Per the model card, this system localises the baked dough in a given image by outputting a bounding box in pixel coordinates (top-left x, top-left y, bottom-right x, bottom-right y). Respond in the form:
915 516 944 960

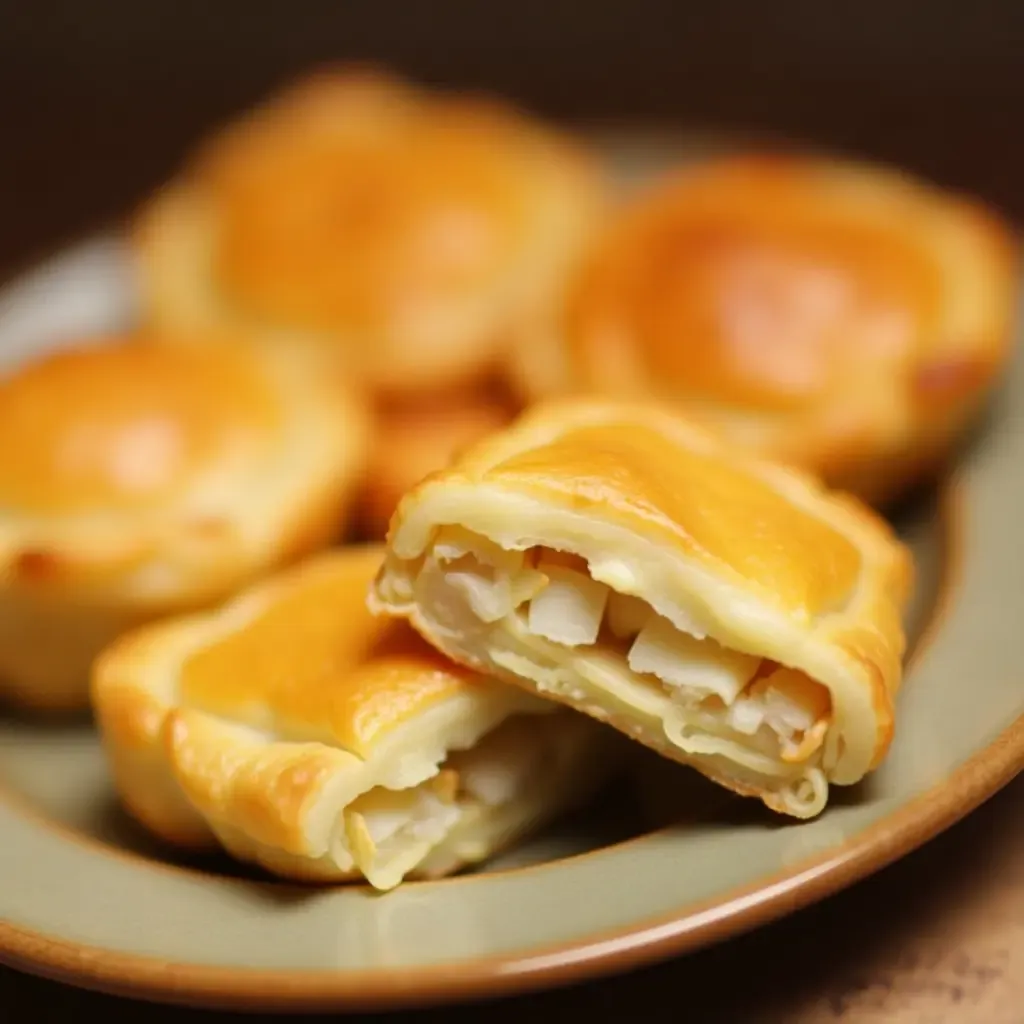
0 335 368 711
509 153 1018 504
134 66 604 394
358 381 516 539
370 399 913 818
91 545 615 890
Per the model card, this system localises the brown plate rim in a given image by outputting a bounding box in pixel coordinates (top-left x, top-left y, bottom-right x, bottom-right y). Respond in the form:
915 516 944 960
1 714 1020 1012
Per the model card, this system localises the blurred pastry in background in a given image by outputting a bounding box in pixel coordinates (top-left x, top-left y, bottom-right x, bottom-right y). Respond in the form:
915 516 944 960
357 379 518 539
134 66 605 396
509 152 1019 505
0 335 368 711
92 545 616 890
371 398 912 820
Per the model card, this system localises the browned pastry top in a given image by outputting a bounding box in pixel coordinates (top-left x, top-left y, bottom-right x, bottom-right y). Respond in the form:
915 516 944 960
565 155 944 410
0 340 279 514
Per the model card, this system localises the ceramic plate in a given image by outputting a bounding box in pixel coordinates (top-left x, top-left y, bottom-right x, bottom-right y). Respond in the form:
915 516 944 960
0 135 1022 1011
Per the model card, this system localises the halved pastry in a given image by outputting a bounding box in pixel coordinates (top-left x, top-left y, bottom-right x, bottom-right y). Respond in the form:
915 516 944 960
91 545 614 890
134 66 604 395
358 381 517 539
370 399 913 819
0 335 368 711
509 152 1018 505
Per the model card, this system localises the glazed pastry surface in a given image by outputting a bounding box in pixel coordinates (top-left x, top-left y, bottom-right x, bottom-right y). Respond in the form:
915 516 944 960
135 67 604 393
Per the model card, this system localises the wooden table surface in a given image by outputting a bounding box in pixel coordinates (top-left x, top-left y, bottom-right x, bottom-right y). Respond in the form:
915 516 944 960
1 774 1021 1023
1 4 1024 1020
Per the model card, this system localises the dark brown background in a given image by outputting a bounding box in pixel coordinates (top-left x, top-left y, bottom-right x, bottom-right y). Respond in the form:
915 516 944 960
2 0 1024 276
1 3 1022 1019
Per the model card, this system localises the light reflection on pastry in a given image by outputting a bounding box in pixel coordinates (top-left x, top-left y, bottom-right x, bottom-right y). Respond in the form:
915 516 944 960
370 399 913 819
509 153 1018 505
134 67 604 394
0 336 368 711
358 382 517 539
91 545 615 890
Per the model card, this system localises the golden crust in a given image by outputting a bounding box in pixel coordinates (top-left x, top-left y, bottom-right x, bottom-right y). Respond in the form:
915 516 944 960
0 334 370 711
165 707 361 859
508 152 1019 505
0 342 279 512
178 550 480 757
371 398 913 815
134 66 606 395
357 382 517 538
484 421 863 617
91 545 609 889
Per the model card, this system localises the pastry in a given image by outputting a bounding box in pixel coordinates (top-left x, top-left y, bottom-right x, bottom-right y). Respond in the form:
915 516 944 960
509 152 1018 504
358 381 516 539
134 66 604 394
0 335 368 711
91 545 614 890
370 399 913 818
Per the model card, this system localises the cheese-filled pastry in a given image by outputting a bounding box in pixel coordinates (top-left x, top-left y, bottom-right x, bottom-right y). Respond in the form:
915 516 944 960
358 382 517 539
134 66 604 394
510 153 1018 505
370 399 913 818
92 546 614 890
0 336 368 711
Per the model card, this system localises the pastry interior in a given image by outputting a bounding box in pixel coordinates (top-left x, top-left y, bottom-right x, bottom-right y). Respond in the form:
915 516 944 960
387 526 837 817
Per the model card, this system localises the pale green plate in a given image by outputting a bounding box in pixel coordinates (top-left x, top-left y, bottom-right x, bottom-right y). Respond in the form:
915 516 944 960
0 163 1021 1011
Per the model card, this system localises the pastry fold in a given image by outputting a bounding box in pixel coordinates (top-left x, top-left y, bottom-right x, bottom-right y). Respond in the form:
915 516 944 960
509 152 1018 504
92 545 613 890
371 400 913 818
0 335 368 710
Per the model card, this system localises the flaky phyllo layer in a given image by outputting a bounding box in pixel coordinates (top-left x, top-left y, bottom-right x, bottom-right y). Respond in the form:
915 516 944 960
373 524 901 819
371 401 911 819
167 695 596 891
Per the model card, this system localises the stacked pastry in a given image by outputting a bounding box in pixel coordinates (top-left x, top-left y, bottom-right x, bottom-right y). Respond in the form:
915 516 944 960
0 64 1017 890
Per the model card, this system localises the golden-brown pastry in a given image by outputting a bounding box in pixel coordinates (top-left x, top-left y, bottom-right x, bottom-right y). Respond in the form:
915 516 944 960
134 66 604 395
357 381 517 539
91 545 615 890
0 335 368 711
370 399 913 819
509 153 1018 505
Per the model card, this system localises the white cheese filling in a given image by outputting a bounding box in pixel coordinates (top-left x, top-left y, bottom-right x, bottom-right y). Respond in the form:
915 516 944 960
424 529 832 769
343 712 554 880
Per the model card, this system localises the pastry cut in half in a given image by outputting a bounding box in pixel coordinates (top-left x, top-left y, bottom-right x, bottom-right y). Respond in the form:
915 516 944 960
91 545 615 890
370 399 914 819
509 152 1019 505
134 66 605 395
0 335 368 711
